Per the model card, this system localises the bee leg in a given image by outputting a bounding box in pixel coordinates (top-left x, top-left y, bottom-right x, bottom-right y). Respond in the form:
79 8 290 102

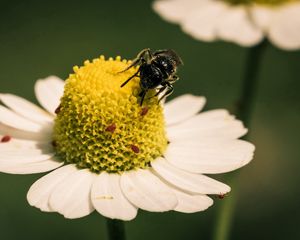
120 71 139 88
139 90 147 106
138 48 153 64
148 78 173 100
168 75 179 84
155 86 167 97
118 59 141 73
146 86 167 99
119 48 152 73
158 84 173 103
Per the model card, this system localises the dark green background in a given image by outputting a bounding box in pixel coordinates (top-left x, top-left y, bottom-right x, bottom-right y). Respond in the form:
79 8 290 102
0 0 300 239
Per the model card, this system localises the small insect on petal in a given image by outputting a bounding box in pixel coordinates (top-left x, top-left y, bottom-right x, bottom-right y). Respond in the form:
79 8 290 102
105 123 116 133
1 135 11 143
131 144 140 153
55 104 61 114
218 194 227 199
140 107 149 116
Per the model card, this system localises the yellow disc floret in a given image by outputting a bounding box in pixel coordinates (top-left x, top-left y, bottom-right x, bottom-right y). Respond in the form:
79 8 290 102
53 56 168 173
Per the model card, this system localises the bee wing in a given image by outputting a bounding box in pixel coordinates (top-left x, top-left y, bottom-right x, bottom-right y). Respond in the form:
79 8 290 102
154 49 183 66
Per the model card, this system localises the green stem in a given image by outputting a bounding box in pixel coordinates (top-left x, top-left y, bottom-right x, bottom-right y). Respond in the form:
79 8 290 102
106 219 126 240
236 39 268 126
213 40 268 240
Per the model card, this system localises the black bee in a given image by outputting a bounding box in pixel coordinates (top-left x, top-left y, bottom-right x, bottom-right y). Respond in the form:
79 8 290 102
120 48 183 105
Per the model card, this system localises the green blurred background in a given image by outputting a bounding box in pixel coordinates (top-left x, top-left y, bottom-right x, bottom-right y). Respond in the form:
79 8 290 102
0 0 300 239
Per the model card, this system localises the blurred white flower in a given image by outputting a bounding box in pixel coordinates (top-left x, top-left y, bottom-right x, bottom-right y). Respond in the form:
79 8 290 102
153 0 300 50
0 57 254 220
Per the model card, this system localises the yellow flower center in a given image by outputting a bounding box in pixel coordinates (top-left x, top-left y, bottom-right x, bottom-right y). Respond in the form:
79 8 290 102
222 0 298 6
53 56 168 173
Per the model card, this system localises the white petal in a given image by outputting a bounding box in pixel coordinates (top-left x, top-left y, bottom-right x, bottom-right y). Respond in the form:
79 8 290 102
268 3 300 50
181 1 227 41
164 94 206 126
0 93 53 124
120 169 177 212
167 109 247 141
172 188 213 213
49 169 95 219
0 158 63 174
0 149 54 164
91 172 138 221
0 138 49 151
35 76 64 115
151 158 230 194
0 105 47 133
169 109 231 128
165 140 254 174
27 164 77 212
153 0 206 23
216 6 263 47
0 123 52 141
251 5 274 31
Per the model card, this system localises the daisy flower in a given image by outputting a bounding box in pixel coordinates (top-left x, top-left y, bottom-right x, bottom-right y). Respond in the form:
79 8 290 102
0 55 254 221
153 0 300 50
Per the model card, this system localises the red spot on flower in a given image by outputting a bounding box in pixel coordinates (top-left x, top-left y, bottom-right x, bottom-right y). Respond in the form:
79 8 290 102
218 194 227 199
55 104 61 114
140 107 148 116
1 135 11 143
105 123 116 133
131 144 140 153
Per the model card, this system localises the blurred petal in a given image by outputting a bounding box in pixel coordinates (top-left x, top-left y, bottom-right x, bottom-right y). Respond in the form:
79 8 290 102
91 172 138 221
120 169 177 212
216 6 263 47
153 0 206 23
27 164 77 212
268 3 300 50
181 1 227 41
251 5 274 31
35 76 64 115
151 157 230 194
49 169 95 219
164 94 206 126
0 93 53 124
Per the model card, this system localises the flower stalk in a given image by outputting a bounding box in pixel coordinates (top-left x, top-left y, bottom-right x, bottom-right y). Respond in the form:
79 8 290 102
213 39 268 240
106 219 126 240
